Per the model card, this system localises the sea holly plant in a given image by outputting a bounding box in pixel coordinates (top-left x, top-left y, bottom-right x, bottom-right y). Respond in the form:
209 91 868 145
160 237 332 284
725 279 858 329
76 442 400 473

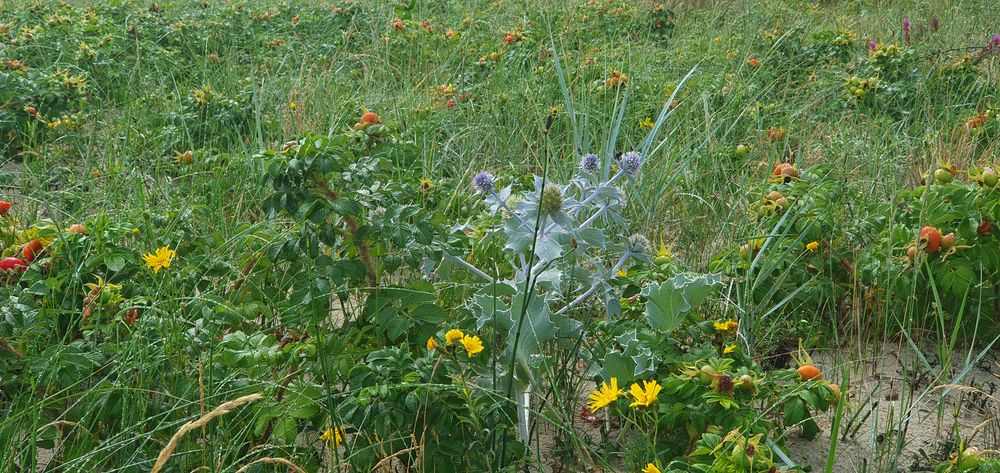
434 64 720 443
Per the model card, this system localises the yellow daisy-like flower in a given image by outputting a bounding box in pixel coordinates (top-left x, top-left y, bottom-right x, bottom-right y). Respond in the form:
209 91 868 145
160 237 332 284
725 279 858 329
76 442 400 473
460 335 484 356
806 241 819 252
319 427 343 446
444 329 465 345
639 116 654 128
615 269 628 278
713 319 739 335
629 379 662 408
588 377 624 412
426 337 438 350
723 344 737 354
143 246 176 273
418 178 435 194
642 464 662 473
288 101 297 110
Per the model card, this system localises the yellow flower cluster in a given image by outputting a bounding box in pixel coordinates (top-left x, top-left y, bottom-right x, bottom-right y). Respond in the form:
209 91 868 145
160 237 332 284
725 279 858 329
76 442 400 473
427 329 484 357
587 377 662 412
713 319 739 335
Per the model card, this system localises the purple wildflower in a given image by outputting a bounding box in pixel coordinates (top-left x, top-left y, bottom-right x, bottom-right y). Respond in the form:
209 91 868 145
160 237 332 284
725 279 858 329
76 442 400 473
903 17 911 42
869 40 878 51
992 34 1000 47
618 151 643 176
930 16 939 32
472 171 495 195
579 153 600 174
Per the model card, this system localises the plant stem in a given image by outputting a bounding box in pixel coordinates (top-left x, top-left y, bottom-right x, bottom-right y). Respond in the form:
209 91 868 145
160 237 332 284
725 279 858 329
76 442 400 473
554 252 630 316
447 253 495 283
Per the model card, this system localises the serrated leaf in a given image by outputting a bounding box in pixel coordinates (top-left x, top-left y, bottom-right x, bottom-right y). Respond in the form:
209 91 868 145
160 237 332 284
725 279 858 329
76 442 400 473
642 273 722 332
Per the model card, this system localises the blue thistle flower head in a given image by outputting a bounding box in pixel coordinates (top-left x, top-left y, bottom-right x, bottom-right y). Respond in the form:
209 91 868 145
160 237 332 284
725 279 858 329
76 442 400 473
619 151 643 176
579 153 600 174
472 171 495 195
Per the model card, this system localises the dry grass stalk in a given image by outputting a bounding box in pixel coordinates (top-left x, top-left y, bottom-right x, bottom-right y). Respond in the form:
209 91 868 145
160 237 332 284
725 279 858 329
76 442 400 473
150 392 264 473
235 457 307 473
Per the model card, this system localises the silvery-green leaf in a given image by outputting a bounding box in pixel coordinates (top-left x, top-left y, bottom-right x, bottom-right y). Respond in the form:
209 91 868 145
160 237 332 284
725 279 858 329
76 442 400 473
533 235 563 263
548 210 573 228
600 350 634 383
471 291 513 331
574 227 606 251
642 273 723 332
552 314 582 339
504 217 535 255
603 290 621 319
535 267 562 292
601 330 655 381
506 293 556 384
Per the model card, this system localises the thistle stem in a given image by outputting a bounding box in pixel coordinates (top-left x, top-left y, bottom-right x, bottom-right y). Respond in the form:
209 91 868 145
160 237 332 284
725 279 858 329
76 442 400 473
554 252 630 316
578 203 610 231
575 169 625 212
447 253 495 283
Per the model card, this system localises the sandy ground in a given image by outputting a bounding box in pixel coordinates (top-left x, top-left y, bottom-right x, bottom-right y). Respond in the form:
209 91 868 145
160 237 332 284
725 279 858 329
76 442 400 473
784 346 999 472
531 344 998 473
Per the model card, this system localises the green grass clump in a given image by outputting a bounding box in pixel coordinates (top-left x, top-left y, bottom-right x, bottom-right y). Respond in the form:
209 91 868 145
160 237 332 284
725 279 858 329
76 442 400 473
0 0 998 471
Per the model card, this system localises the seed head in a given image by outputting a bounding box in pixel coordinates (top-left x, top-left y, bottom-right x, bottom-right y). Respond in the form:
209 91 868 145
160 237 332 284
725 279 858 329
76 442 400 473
628 234 651 255
539 184 564 215
715 375 735 396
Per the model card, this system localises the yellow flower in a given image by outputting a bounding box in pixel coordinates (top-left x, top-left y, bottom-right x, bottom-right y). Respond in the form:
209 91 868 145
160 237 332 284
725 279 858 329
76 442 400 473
642 464 661 473
713 319 739 335
806 241 819 252
629 379 662 408
639 116 654 128
460 335 484 356
173 150 193 165
192 85 213 106
615 269 628 278
143 246 176 273
426 337 438 350
319 427 343 446
587 377 624 412
418 178 435 193
723 344 737 354
131 227 140 234
444 329 465 345
288 101 297 110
